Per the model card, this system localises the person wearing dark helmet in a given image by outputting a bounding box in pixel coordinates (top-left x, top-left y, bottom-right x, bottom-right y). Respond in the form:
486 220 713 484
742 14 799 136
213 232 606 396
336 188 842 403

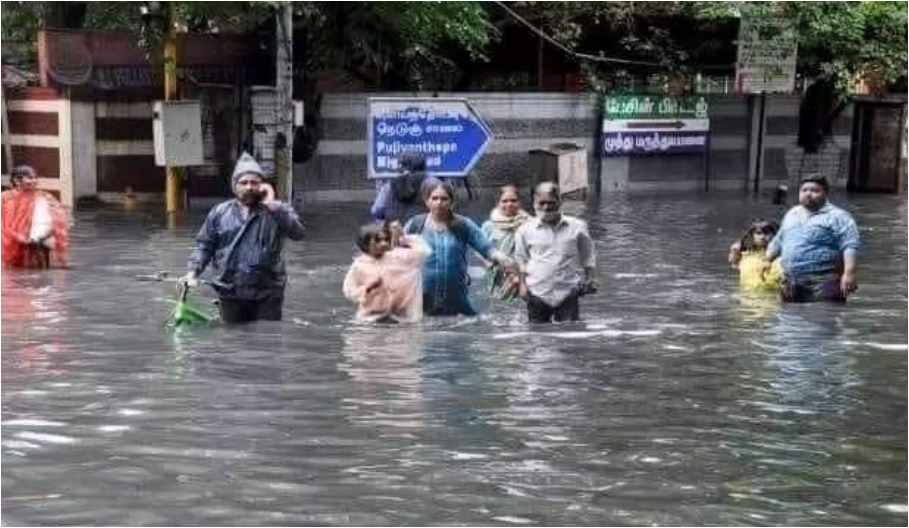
1 165 69 268
183 152 304 323
764 175 860 302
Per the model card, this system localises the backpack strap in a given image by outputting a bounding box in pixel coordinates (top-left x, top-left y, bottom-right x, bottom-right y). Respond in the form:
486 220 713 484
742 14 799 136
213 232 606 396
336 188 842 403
405 214 428 235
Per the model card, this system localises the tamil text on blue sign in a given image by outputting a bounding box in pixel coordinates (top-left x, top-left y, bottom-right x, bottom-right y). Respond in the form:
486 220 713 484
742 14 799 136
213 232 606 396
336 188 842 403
367 98 493 179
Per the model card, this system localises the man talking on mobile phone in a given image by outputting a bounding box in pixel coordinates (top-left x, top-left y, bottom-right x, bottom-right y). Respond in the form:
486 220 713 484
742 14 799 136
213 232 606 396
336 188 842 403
183 152 304 323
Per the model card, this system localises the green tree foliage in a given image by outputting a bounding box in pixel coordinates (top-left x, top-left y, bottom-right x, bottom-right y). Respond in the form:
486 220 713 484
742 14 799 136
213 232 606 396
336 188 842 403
692 1 907 150
1 1 492 90
507 1 906 96
3 1 905 94
694 1 908 93
296 2 492 90
506 1 697 67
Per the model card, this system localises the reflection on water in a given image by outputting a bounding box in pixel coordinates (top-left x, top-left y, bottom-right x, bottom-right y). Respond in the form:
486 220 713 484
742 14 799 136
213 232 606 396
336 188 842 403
735 291 784 323
2 192 907 526
340 326 427 434
2 271 72 382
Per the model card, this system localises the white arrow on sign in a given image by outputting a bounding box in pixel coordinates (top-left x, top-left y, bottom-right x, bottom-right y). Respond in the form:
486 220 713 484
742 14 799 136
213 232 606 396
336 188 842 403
603 119 709 133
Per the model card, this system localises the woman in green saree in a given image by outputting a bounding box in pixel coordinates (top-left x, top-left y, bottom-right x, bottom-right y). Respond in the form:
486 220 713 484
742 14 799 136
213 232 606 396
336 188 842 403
481 185 532 301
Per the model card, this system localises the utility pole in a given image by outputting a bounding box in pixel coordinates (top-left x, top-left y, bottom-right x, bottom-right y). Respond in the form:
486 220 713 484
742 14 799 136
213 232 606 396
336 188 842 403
274 2 294 201
164 1 181 214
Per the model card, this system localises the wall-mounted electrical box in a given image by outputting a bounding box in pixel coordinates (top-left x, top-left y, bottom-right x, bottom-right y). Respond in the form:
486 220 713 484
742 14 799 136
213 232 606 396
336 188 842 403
153 100 204 167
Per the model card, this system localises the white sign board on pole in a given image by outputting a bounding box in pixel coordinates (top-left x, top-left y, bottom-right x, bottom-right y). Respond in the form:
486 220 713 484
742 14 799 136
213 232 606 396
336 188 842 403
152 101 204 167
735 15 798 94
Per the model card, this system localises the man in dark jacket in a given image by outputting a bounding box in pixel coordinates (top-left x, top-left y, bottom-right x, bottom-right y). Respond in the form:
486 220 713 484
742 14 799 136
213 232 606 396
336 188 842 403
183 152 304 323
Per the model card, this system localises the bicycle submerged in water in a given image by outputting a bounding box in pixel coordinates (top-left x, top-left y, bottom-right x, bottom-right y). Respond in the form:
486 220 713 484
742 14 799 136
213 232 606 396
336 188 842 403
137 272 220 327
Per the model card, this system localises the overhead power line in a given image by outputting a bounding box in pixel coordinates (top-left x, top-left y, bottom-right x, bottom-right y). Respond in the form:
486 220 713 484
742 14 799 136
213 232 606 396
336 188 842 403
492 0 661 67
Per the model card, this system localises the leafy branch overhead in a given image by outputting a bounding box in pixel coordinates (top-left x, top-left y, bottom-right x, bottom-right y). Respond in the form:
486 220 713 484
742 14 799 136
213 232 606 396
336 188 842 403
2 1 905 94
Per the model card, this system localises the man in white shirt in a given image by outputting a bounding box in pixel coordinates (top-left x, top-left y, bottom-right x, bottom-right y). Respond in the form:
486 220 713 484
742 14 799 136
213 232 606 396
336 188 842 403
514 182 597 323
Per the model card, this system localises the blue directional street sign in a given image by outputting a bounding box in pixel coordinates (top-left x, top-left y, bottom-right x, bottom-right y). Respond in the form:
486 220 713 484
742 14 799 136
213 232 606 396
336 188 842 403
367 98 493 179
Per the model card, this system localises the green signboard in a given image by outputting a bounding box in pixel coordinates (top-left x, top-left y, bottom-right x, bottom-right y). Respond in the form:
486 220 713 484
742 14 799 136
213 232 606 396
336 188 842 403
603 96 709 120
601 95 711 156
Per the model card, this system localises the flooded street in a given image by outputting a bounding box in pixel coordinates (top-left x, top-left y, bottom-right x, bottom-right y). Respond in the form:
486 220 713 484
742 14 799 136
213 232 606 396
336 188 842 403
2 191 906 526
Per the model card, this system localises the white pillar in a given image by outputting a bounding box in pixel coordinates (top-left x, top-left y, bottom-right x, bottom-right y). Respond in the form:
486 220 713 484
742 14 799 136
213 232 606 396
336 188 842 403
70 100 97 201
57 93 74 208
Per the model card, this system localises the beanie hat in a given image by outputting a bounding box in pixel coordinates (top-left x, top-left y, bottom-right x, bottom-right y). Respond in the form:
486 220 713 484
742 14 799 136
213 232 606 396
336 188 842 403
231 152 267 185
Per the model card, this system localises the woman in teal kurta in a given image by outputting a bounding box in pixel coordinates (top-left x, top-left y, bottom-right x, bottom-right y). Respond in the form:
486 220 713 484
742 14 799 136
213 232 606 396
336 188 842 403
404 179 513 316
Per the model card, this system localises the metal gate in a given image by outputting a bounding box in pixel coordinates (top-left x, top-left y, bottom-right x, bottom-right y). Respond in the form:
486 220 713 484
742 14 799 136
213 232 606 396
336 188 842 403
848 98 907 193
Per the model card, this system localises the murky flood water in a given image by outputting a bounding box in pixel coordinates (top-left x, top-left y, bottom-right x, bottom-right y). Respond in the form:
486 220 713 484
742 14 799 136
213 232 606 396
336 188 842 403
2 191 906 526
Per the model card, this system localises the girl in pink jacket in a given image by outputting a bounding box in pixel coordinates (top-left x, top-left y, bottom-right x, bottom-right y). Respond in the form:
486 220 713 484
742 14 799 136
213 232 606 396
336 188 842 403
343 221 431 323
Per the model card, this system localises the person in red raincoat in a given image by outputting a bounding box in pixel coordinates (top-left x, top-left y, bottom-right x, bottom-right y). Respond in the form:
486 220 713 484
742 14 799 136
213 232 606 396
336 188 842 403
2 165 69 268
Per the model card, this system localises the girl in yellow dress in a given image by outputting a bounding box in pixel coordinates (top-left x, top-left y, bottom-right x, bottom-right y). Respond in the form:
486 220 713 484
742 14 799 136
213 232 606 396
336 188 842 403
728 220 783 292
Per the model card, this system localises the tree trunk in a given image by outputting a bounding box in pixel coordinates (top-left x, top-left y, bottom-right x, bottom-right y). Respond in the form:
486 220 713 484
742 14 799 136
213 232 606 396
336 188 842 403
44 2 87 29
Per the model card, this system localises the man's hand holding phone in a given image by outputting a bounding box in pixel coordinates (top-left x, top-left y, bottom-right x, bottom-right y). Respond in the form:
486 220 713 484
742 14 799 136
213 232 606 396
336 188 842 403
261 182 279 211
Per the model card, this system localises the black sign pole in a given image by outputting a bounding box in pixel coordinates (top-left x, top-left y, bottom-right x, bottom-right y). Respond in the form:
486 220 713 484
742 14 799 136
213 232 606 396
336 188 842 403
704 132 711 192
594 95 604 196
753 91 767 194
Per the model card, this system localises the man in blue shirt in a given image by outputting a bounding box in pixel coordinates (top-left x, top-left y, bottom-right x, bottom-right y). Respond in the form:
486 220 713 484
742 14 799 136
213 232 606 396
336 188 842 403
765 176 860 302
